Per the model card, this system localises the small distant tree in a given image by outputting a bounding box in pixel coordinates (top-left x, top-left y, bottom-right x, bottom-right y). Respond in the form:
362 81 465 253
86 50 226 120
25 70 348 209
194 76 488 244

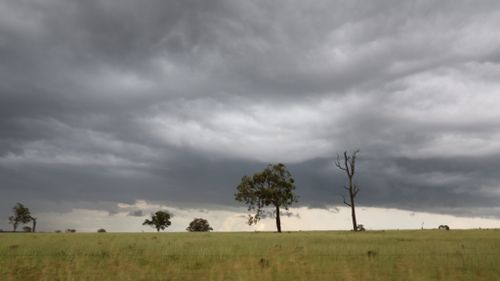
143 211 172 232
438 225 450 231
235 163 298 233
23 226 32 232
186 218 213 232
8 203 32 232
97 228 107 233
65 229 76 233
335 150 361 232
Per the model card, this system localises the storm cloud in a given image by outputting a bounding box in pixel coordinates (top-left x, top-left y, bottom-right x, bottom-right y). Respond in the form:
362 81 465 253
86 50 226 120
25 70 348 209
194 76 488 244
2 0 500 228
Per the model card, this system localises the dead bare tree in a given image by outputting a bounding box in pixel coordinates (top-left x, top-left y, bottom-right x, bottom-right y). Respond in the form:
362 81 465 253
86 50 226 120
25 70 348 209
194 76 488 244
335 150 360 231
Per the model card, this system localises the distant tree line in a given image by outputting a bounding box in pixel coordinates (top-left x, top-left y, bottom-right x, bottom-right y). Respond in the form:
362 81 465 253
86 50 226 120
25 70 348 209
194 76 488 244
4 202 216 233
142 211 214 232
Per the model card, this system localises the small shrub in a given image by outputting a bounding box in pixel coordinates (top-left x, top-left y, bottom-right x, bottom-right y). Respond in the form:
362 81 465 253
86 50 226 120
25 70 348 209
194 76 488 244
259 258 270 268
65 229 76 233
438 225 450 231
367 250 378 258
23 226 32 232
97 228 106 233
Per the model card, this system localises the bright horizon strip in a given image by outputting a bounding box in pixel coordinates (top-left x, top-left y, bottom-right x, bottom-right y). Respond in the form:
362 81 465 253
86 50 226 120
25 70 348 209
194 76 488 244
5 203 499 233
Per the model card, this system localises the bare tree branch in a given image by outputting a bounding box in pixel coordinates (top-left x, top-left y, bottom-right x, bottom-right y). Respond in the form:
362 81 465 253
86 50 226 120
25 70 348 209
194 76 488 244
335 154 347 171
353 184 359 197
342 195 352 207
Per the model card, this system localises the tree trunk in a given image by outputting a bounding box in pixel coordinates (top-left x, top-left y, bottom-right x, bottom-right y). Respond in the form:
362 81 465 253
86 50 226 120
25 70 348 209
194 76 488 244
275 205 281 233
13 223 17 232
350 193 357 231
349 176 358 231
32 219 37 233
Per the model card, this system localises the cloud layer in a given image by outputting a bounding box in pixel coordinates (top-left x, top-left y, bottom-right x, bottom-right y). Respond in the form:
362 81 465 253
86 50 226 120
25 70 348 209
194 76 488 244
2 0 500 229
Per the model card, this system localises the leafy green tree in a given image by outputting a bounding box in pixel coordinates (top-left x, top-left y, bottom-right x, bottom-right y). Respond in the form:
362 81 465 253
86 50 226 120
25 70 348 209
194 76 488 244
8 203 32 232
235 163 298 233
186 218 213 232
143 211 172 232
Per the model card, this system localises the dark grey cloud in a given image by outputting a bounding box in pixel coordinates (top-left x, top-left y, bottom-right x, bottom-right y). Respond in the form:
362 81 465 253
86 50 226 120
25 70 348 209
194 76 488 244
1 0 500 228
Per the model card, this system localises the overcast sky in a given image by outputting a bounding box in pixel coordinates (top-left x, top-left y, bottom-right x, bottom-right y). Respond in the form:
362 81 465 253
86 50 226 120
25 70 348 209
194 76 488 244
1 0 500 232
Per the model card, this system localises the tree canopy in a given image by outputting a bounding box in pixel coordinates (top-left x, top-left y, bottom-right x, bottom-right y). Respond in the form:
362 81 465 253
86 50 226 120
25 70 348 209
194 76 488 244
143 210 172 232
186 218 213 232
8 203 32 232
235 163 298 232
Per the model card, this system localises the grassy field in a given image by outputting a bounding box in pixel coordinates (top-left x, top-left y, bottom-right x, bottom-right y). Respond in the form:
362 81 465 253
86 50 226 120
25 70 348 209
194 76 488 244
1 230 500 281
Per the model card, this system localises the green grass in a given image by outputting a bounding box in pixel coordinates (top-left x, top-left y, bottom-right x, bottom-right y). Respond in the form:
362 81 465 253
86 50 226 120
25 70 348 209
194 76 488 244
1 230 500 280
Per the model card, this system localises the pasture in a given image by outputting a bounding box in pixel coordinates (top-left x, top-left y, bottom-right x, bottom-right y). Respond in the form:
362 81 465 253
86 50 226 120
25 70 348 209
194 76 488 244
1 230 499 281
